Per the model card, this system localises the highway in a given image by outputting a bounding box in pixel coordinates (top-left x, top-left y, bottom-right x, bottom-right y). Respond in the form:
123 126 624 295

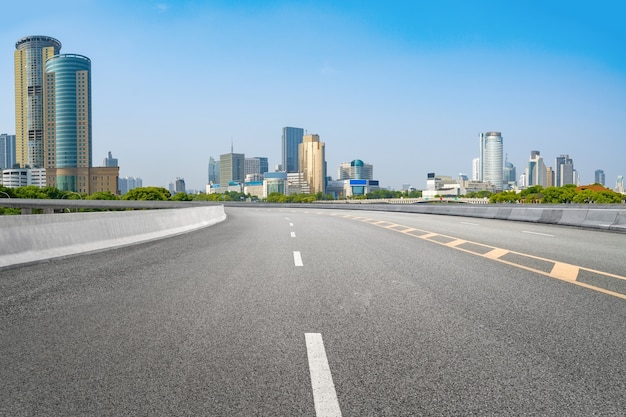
1 207 625 416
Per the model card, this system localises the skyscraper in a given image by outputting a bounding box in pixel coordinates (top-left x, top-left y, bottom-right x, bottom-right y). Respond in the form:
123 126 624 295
41 51 118 194
555 155 574 187
14 35 62 168
503 155 516 187
594 169 605 186
0 134 16 169
103 151 118 167
44 53 92 191
616 176 625 194
282 127 304 173
299 134 326 194
208 156 219 184
526 150 546 187
479 132 504 190
471 157 480 181
220 152 245 184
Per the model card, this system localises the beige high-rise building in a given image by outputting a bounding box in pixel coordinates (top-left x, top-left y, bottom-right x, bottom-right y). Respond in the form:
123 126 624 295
298 134 326 195
14 35 62 168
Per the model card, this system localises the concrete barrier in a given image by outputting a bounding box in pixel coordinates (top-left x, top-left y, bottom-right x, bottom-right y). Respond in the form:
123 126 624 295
0 206 226 269
228 202 626 232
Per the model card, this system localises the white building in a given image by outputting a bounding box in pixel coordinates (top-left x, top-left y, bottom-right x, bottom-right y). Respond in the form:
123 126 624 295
1 168 46 188
479 132 504 190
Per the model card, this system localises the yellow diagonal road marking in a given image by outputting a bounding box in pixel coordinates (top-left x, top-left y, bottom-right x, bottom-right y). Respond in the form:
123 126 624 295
332 212 626 300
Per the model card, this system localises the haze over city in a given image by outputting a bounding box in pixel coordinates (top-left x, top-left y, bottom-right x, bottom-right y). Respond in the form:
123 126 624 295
1 0 624 191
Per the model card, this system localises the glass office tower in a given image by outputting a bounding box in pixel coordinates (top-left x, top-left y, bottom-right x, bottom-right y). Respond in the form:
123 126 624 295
282 127 304 173
44 54 92 191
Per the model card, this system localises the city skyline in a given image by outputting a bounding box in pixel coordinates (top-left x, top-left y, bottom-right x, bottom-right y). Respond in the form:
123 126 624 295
0 1 624 190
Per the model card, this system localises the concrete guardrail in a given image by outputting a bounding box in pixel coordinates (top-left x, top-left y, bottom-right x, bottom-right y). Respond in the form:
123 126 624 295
224 201 626 233
0 205 226 269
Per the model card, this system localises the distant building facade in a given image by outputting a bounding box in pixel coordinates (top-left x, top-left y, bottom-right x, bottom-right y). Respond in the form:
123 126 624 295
282 127 304 173
595 169 606 186
208 156 219 184
118 176 142 194
299 134 326 194
103 151 118 167
220 152 245 184
479 132 504 190
616 176 625 194
503 156 517 189
526 150 546 187
1 168 46 188
555 155 574 187
14 35 62 168
337 160 373 180
174 177 186 194
0 134 16 169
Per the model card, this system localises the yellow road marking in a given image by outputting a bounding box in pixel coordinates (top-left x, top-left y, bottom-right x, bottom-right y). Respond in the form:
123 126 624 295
550 262 580 281
445 239 467 248
484 248 509 260
331 212 626 300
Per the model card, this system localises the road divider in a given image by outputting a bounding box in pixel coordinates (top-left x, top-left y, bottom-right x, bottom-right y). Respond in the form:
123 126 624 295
0 206 226 269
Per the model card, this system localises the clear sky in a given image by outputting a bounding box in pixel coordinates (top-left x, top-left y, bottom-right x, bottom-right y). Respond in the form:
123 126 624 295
1 0 625 190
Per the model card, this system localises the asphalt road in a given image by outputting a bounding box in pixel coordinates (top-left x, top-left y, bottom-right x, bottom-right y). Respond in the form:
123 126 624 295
1 207 625 416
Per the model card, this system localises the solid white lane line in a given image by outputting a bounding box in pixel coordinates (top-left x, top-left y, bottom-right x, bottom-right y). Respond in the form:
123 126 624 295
293 251 303 266
305 333 342 417
461 222 479 226
291 231 296 238
522 230 555 237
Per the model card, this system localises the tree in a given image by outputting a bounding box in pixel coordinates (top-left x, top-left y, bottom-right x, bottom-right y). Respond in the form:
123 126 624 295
171 192 193 201
0 185 15 198
489 190 520 203
87 191 119 200
13 185 50 199
122 187 171 201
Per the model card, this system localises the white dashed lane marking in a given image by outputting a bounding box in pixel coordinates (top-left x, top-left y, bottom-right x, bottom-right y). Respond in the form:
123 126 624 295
293 251 303 266
305 333 342 417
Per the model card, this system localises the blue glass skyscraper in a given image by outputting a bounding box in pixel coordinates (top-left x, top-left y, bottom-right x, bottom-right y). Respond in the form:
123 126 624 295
44 54 92 191
282 127 304 173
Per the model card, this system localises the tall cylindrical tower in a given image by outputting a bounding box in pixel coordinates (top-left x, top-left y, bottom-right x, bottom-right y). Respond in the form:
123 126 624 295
481 131 504 190
44 54 92 191
14 35 62 168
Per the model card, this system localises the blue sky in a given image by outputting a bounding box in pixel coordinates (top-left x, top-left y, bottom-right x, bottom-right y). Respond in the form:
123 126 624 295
1 0 625 190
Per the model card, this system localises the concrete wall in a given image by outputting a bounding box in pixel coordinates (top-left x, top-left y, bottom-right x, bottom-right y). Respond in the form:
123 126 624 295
225 202 626 233
0 206 226 269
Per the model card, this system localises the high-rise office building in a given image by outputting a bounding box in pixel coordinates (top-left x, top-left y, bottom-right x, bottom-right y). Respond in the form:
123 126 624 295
471 157 480 181
119 176 142 195
0 134 16 169
595 169 605 186
42 52 118 194
44 53 92 191
245 157 269 177
220 152 245 184
299 134 326 194
503 155 516 187
616 176 625 194
479 132 504 190
14 35 62 168
337 160 373 180
208 156 219 184
555 155 574 187
103 151 118 167
282 127 304 173
526 150 546 187
174 178 186 194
